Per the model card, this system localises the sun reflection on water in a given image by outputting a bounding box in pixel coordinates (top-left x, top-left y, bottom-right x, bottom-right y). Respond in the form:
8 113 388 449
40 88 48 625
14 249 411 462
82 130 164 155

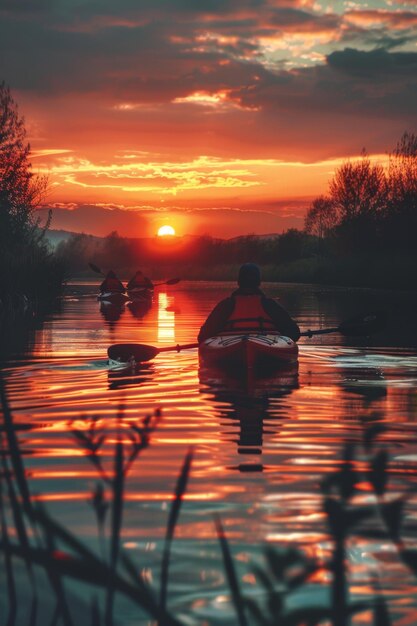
157 291 175 343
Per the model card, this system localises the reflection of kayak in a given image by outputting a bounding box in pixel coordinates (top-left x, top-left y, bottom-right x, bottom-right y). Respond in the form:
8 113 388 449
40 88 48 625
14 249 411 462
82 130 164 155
199 361 299 398
127 298 152 319
100 301 125 323
108 361 154 389
199 333 298 371
199 362 299 471
97 292 129 305
127 288 153 301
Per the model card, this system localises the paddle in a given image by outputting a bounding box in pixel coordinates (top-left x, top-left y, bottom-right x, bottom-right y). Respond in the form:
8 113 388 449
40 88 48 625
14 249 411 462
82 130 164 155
151 278 181 287
89 262 105 276
108 342 199 363
108 312 385 363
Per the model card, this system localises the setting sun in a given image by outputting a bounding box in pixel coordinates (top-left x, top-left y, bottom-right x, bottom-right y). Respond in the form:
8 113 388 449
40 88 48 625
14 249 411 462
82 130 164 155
157 225 176 237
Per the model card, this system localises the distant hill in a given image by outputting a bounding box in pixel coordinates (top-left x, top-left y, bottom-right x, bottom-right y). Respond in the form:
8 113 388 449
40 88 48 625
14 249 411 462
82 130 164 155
228 233 280 242
44 229 103 248
43 229 281 250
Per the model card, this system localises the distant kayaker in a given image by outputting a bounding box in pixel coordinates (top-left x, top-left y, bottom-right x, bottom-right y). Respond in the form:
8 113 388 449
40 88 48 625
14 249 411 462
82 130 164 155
127 270 154 291
100 270 125 293
198 263 300 342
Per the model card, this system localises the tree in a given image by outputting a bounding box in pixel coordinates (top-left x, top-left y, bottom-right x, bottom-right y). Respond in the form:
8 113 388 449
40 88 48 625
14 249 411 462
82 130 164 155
276 229 308 263
0 82 47 245
386 132 417 248
304 196 337 239
329 152 387 223
326 152 388 251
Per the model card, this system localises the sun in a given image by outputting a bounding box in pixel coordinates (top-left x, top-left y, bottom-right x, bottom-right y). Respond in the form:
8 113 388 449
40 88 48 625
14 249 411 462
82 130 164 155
157 225 176 237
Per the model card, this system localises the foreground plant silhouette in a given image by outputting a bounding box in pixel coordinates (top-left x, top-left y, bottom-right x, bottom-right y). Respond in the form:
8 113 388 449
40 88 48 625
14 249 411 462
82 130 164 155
214 422 417 626
1 378 416 625
0 382 184 625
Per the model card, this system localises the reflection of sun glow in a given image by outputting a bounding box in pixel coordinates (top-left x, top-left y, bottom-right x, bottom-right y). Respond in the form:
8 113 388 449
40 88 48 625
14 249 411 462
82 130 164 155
158 292 175 342
157 225 175 236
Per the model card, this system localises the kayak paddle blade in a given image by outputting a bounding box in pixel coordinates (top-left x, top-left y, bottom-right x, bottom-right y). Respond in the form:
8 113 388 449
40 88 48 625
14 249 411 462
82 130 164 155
89 262 102 275
338 312 386 336
108 343 159 363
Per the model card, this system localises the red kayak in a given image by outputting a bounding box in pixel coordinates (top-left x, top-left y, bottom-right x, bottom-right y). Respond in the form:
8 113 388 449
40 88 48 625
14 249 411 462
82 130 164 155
199 333 298 371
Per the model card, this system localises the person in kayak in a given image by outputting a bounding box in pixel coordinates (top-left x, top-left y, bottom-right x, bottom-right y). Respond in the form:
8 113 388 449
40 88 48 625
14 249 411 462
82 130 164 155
127 270 154 291
100 270 125 293
198 263 300 342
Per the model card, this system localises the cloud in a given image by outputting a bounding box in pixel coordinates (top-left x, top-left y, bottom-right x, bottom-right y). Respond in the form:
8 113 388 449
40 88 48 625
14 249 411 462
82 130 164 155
1 0 415 186
38 203 149 238
327 47 417 78
38 197 308 238
345 9 417 29
0 2 375 96
36 154 264 195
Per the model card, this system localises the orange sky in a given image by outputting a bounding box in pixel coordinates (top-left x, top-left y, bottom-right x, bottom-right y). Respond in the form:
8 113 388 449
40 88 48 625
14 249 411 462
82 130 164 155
2 0 416 237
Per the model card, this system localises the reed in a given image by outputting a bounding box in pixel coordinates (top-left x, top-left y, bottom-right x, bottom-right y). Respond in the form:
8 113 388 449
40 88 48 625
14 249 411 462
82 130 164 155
0 381 182 625
160 448 193 612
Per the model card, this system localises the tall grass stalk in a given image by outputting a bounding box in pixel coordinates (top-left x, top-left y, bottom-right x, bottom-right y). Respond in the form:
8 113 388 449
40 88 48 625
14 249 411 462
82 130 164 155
160 448 193 612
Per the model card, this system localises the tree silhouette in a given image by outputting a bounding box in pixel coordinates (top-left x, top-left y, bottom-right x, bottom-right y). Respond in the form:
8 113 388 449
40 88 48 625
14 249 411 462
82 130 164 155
304 195 337 239
0 81 47 246
386 132 417 248
330 152 387 223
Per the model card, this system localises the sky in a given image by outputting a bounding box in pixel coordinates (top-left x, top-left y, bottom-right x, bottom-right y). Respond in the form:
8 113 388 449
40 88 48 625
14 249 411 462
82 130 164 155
1 0 416 238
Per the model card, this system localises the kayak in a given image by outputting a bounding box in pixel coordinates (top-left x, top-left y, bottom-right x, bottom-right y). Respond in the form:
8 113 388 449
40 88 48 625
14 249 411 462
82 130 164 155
199 333 298 371
127 287 153 302
97 292 129 305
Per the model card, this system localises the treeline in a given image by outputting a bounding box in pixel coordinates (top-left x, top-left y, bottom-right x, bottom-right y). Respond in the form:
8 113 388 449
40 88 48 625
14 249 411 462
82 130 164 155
305 133 417 254
0 82 65 315
56 229 320 279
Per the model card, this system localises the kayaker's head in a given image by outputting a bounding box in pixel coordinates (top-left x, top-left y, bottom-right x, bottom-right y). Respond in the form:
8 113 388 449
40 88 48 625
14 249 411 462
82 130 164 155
107 270 117 278
238 263 261 289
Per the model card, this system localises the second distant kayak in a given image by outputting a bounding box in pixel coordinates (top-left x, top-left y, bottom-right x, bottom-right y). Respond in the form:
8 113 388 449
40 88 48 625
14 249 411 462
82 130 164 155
199 333 298 371
97 292 129 305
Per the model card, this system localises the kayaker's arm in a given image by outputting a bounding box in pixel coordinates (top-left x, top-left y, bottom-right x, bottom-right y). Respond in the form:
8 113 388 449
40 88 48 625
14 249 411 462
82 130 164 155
262 297 300 341
197 298 234 343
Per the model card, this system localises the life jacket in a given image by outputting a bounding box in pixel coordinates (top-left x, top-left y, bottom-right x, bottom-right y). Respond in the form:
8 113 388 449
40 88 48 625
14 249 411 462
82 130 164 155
224 295 277 333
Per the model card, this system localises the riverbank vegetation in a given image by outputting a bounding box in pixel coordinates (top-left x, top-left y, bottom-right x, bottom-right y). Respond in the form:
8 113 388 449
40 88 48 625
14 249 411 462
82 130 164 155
56 133 417 290
303 133 417 289
0 83 65 317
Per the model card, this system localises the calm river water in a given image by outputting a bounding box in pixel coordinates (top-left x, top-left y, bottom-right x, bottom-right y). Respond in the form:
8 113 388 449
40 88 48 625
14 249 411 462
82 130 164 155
1 281 417 625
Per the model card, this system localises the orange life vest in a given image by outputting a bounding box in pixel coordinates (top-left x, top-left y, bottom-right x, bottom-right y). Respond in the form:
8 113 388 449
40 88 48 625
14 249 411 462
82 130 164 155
224 295 277 333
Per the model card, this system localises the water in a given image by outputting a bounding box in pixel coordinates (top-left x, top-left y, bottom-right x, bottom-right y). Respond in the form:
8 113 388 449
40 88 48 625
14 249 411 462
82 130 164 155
1 281 417 625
